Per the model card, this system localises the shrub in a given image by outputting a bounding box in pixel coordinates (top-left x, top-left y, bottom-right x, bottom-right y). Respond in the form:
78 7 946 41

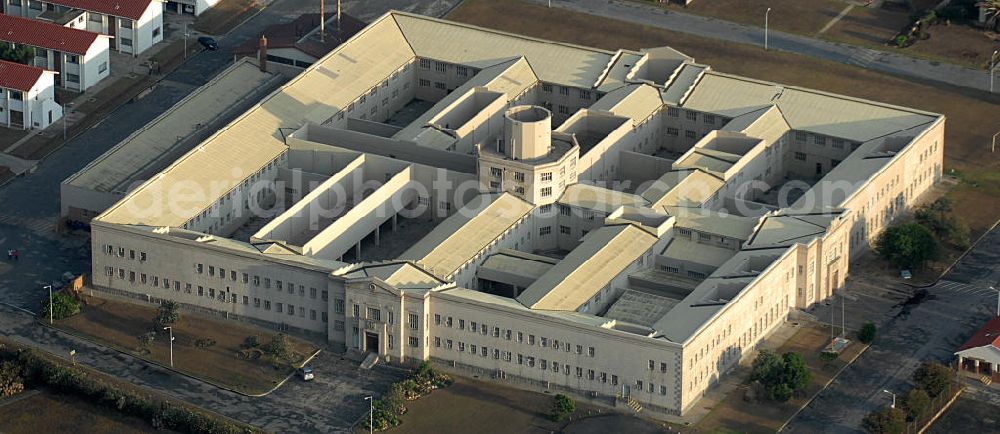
39 291 81 321
136 332 156 354
549 394 576 422
903 388 930 421
858 321 877 344
261 333 292 364
155 301 180 328
819 351 838 362
194 338 216 348
863 406 906 434
240 335 260 349
0 346 256 434
913 362 952 397
0 361 25 397
894 35 909 47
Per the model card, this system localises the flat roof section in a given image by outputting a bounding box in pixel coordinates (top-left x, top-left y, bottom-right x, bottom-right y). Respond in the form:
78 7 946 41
402 193 534 279
604 289 682 327
65 59 283 194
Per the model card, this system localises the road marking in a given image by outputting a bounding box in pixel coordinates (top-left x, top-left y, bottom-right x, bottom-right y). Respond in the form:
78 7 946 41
816 4 854 36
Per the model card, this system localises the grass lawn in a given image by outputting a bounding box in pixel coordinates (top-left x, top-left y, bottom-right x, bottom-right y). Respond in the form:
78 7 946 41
194 0 262 35
449 0 1000 236
54 296 317 395
695 323 865 433
669 0 850 36
825 5 1000 68
381 375 674 434
0 390 156 434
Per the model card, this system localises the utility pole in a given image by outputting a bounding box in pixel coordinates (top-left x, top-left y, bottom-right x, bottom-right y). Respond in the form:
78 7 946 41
320 0 325 43
992 131 999 153
183 23 189 59
764 8 772 51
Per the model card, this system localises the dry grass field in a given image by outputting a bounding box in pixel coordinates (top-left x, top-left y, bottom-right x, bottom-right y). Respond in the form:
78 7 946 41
55 297 317 394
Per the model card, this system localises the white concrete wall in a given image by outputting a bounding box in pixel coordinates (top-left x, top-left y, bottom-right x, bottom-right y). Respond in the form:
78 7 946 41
91 223 336 337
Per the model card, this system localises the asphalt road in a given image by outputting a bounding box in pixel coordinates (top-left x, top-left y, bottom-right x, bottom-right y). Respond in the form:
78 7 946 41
538 0 998 94
0 1 458 432
786 226 1000 433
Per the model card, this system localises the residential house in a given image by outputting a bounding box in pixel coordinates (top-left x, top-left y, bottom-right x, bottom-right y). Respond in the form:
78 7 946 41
0 13 111 91
3 0 164 55
0 59 63 129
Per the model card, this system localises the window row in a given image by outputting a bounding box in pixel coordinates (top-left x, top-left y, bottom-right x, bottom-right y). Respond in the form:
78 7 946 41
102 244 147 262
433 315 595 357
104 267 328 323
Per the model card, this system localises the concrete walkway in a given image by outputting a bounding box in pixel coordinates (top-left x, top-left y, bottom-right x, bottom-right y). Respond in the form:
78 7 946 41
537 0 997 94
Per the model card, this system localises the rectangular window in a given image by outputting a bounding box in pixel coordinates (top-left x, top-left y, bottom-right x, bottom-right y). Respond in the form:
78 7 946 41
121 38 133 47
539 226 552 236
434 82 446 90
419 78 430 87
409 336 419 348
420 59 431 69
667 107 679 117
456 66 468 76
795 152 807 161
367 307 381 321
409 313 419 330
335 299 345 314
667 127 679 137
435 61 447 73
540 187 552 197
559 225 570 235
686 111 698 121
559 86 569 96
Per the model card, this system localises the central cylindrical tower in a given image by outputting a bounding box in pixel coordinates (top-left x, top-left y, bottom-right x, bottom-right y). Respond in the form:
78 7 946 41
504 105 551 160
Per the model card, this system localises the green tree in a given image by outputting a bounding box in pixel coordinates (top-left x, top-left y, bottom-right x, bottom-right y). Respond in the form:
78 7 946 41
875 223 938 269
862 406 906 434
749 350 812 402
549 394 576 421
858 321 877 344
912 362 952 397
39 291 81 321
154 301 180 328
903 388 930 421
0 44 33 65
914 198 969 248
980 0 1000 31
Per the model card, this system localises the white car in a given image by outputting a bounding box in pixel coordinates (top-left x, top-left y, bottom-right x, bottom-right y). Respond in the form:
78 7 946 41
900 269 912 280
299 367 314 381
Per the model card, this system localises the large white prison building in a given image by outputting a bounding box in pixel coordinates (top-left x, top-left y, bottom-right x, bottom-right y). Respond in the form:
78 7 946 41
87 11 944 417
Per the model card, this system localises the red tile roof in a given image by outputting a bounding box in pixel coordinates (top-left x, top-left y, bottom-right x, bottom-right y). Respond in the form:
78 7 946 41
0 13 101 55
0 60 45 92
958 316 1000 351
45 0 154 21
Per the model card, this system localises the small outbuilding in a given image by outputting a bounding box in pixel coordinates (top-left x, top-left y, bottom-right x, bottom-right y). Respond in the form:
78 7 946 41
956 316 1000 383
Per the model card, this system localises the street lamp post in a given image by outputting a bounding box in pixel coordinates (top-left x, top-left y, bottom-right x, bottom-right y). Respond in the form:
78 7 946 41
164 326 174 367
882 389 896 409
183 23 189 60
764 8 772 51
364 396 373 434
44 285 53 324
990 50 998 93
992 131 1000 153
990 286 998 317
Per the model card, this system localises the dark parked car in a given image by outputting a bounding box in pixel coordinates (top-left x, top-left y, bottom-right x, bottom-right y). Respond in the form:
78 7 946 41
197 36 218 50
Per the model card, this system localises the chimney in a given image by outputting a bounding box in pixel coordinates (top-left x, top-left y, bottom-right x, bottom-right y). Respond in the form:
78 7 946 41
258 35 268 73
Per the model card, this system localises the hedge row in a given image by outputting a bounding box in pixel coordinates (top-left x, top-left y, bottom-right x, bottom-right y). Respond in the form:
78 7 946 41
0 342 261 434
